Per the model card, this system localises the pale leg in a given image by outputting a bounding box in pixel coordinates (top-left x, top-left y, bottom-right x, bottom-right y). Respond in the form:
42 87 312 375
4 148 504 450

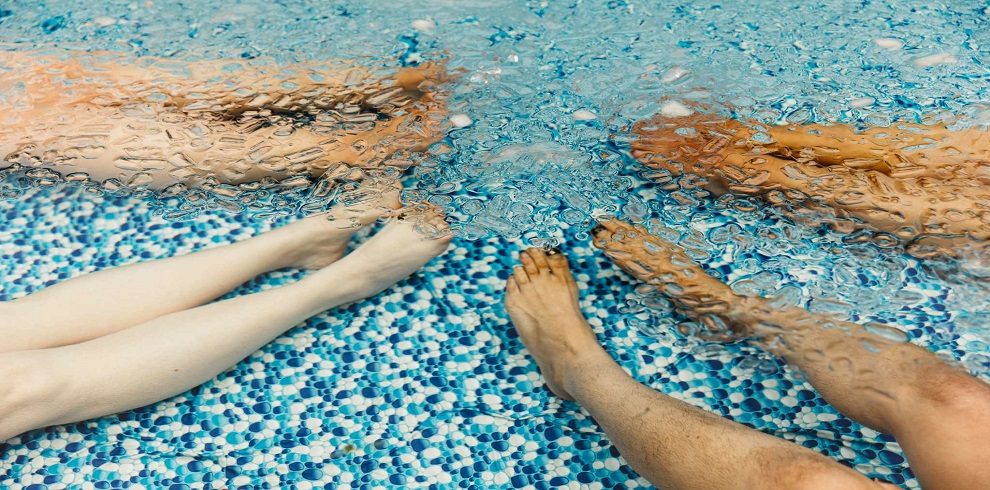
0 192 398 353
0 215 451 441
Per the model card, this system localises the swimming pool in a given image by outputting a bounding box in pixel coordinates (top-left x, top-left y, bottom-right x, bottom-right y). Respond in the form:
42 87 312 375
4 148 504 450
1 0 988 488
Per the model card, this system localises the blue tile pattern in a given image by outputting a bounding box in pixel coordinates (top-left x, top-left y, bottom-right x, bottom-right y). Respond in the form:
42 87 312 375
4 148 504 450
2 0 990 487
3 183 982 489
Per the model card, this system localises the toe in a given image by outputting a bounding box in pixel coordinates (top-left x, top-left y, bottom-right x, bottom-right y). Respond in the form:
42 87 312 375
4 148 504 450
381 186 403 211
591 225 613 249
526 248 551 272
546 248 571 274
329 183 404 225
428 213 453 239
506 275 520 295
592 219 638 250
520 252 539 276
405 204 452 241
429 213 450 231
597 218 629 233
513 265 530 284
416 204 451 228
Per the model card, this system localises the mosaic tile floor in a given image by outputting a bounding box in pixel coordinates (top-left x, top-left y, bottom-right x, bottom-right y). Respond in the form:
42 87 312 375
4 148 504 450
3 0 989 487
0 184 954 489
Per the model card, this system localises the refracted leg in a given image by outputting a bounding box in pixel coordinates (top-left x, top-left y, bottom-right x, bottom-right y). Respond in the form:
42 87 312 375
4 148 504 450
593 219 990 490
0 187 399 353
763 123 990 183
630 112 990 254
0 208 451 441
0 50 448 189
0 50 442 116
504 248 890 490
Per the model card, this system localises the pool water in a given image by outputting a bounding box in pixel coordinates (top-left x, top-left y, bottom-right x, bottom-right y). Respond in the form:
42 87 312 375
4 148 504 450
1 0 989 488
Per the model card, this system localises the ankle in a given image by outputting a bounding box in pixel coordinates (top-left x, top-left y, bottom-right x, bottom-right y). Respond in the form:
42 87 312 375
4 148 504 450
297 262 372 308
554 314 607 360
242 224 300 270
559 346 623 400
724 296 779 337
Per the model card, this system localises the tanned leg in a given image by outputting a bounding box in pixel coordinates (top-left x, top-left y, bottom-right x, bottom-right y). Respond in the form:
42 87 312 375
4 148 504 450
504 248 893 490
630 112 990 255
593 219 990 490
0 50 447 189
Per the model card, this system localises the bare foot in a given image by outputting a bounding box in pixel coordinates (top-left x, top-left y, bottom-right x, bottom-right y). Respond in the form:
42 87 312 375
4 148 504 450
308 204 452 303
590 219 747 337
504 248 604 401
278 184 402 269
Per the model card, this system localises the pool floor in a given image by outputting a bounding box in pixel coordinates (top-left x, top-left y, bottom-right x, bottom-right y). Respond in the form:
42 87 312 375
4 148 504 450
0 185 928 489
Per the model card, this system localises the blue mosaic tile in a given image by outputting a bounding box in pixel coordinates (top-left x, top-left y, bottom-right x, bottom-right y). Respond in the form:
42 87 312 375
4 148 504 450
2 1 989 487
1 184 965 489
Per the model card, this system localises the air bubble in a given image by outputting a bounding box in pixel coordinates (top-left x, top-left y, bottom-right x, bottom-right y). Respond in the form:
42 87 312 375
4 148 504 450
412 19 436 33
450 114 473 128
913 53 958 67
660 100 692 117
874 38 904 50
661 66 689 84
572 110 597 121
849 97 875 108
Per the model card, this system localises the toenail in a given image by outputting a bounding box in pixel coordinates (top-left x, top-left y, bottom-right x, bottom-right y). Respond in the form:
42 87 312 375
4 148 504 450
591 224 606 235
547 247 562 255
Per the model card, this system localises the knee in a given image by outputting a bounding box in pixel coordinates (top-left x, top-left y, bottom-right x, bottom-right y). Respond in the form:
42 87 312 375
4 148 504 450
751 447 876 490
912 362 990 413
797 466 884 490
784 470 883 490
